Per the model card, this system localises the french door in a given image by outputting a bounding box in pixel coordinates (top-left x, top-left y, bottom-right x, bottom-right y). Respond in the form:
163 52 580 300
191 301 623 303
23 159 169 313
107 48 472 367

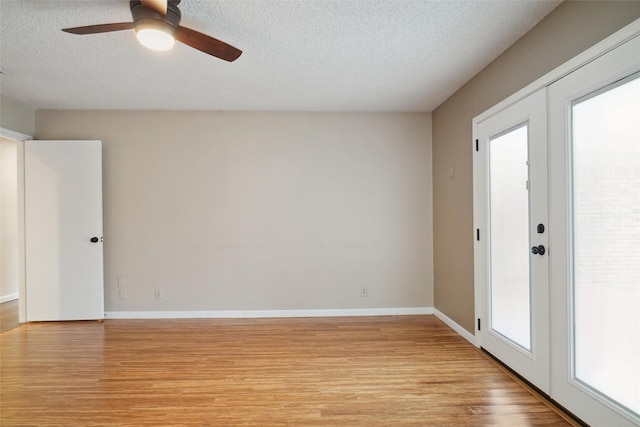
475 88 549 393
475 33 639 426
548 35 640 426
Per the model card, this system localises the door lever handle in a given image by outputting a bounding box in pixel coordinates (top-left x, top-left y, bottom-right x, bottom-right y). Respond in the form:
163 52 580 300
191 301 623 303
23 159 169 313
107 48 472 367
90 237 99 243
531 245 545 255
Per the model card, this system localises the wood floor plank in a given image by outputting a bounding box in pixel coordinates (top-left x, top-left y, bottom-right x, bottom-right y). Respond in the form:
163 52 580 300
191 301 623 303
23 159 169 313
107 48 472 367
0 315 576 426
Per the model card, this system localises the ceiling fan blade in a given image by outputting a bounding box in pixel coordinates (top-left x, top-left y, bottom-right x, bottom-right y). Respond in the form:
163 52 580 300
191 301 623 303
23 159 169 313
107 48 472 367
62 22 135 35
175 26 242 62
141 0 167 16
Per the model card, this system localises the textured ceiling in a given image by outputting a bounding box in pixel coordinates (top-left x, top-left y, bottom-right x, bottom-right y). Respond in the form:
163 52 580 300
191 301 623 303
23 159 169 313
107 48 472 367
0 0 561 112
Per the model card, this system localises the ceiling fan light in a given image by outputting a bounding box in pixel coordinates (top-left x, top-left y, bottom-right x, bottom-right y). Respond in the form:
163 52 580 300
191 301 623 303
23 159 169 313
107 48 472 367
135 25 175 51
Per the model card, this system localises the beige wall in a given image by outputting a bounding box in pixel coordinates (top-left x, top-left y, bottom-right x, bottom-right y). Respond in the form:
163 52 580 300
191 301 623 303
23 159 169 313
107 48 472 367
1 96 35 137
0 138 19 301
36 111 433 312
432 2 640 333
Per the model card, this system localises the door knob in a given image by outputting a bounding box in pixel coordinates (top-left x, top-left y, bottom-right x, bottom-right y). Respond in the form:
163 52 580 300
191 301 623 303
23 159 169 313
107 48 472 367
90 237 99 243
531 245 545 255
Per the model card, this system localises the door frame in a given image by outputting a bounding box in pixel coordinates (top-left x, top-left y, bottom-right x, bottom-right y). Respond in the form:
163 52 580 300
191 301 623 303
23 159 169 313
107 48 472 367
0 127 32 324
473 17 640 348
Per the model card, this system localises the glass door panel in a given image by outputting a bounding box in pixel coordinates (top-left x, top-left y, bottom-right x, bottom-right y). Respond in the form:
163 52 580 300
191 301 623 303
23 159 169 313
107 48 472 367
571 74 640 416
489 124 531 350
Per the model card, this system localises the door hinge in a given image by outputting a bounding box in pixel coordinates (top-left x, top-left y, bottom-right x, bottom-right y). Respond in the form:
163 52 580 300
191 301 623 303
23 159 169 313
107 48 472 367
476 229 480 241
475 139 479 151
477 318 481 331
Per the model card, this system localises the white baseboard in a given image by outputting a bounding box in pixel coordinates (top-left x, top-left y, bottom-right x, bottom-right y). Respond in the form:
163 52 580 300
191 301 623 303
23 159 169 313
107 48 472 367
0 293 19 304
105 307 434 320
434 308 476 345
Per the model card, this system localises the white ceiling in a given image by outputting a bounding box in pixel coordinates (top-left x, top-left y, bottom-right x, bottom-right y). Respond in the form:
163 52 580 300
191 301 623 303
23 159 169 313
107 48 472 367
0 0 561 112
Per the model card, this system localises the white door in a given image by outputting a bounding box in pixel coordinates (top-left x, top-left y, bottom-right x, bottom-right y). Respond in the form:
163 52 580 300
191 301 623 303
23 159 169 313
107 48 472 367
474 88 550 393
548 34 640 426
25 140 104 321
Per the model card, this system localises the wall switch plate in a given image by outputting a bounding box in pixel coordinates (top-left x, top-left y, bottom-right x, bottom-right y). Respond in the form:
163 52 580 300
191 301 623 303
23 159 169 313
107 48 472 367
119 288 127 299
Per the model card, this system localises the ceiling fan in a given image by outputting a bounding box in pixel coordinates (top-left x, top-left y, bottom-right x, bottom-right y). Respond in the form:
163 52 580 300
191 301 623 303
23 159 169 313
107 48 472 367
62 0 242 62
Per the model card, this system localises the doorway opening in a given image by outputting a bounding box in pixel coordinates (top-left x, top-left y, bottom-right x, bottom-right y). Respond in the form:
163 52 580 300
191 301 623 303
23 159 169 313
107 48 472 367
1 136 20 333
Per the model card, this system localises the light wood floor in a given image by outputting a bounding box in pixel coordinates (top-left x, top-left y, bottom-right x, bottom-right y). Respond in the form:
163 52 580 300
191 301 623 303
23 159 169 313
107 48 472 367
0 315 577 426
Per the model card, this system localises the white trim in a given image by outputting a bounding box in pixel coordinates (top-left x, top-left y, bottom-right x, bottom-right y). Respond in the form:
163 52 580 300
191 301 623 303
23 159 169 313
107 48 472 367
0 127 32 141
474 18 640 124
16 140 26 323
0 293 19 304
105 307 433 320
434 308 476 345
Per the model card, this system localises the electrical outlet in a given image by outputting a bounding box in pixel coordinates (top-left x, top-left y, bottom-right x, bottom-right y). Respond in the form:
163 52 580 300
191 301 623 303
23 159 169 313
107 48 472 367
119 288 127 299
360 287 368 297
155 288 163 299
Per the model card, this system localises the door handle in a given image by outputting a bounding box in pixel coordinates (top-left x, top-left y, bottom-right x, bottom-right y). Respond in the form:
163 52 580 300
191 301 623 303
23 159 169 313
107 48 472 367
90 237 100 243
531 245 545 255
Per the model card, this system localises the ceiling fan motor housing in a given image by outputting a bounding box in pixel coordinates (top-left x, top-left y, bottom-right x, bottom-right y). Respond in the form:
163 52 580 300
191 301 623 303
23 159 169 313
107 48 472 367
130 0 181 35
